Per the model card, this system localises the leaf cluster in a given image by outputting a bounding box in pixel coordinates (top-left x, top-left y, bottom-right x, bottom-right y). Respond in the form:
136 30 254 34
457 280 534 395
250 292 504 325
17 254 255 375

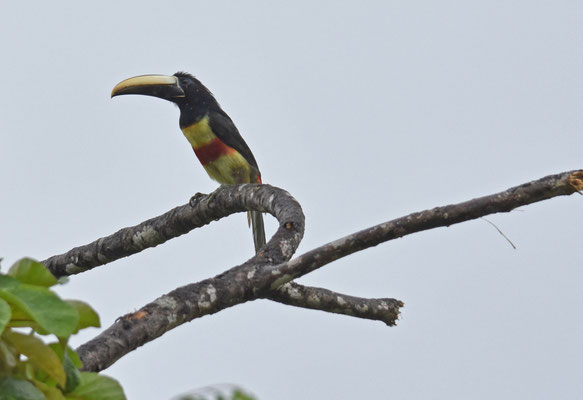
0 258 125 400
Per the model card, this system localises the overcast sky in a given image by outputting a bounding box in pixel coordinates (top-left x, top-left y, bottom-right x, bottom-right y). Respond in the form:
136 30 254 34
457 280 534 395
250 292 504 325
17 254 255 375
1 1 582 399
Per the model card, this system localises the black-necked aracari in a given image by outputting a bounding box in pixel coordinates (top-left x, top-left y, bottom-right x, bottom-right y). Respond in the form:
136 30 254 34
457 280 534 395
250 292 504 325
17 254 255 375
111 72 266 253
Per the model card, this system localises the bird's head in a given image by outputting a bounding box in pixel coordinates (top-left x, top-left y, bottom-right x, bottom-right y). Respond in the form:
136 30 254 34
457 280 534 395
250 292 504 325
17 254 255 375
111 72 217 111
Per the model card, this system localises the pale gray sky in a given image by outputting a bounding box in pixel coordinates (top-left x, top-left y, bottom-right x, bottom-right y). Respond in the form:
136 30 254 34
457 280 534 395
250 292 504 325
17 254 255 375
1 1 582 399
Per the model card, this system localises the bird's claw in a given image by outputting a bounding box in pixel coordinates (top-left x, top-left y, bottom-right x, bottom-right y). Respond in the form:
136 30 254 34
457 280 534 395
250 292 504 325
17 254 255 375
189 192 207 207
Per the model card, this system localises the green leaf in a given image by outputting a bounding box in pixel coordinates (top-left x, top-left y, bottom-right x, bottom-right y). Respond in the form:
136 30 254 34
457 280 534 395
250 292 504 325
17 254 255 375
232 390 256 400
48 343 81 393
0 275 20 290
8 258 58 288
67 372 126 400
66 301 101 333
63 351 81 393
48 343 81 368
3 330 66 387
0 338 18 369
33 379 67 400
0 282 78 338
49 343 83 370
0 297 11 334
66 347 83 370
0 377 45 400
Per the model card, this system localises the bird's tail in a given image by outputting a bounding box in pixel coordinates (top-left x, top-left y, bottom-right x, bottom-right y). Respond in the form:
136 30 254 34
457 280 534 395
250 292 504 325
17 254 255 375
249 211 266 253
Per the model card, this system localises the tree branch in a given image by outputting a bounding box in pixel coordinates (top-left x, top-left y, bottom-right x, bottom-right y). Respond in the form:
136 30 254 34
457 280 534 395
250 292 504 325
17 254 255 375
70 170 581 372
41 184 301 277
42 183 396 326
268 170 583 285
260 170 581 323
76 184 306 372
266 282 403 326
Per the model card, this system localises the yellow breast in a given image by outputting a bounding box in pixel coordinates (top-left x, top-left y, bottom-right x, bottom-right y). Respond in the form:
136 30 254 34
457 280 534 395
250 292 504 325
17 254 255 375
181 115 215 147
180 115 252 184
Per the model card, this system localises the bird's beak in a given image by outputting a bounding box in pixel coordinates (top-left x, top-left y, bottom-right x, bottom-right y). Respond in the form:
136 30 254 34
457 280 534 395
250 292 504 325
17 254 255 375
111 74 185 100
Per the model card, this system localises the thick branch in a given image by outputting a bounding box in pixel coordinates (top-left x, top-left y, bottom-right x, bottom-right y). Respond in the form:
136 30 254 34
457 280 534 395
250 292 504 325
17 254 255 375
269 170 583 284
74 170 581 371
76 185 306 372
42 184 296 277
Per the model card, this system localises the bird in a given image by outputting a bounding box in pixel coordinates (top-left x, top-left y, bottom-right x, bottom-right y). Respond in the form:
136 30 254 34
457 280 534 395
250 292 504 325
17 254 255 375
111 72 266 253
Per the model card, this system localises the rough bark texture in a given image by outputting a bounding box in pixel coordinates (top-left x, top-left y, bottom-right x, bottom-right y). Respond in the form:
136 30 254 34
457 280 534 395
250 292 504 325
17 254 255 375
42 184 296 277
268 282 403 326
75 184 305 371
272 170 583 283
40 170 581 372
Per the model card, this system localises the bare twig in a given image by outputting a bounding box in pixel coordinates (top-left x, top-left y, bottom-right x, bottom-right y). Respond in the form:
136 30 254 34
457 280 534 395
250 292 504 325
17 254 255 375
481 217 516 249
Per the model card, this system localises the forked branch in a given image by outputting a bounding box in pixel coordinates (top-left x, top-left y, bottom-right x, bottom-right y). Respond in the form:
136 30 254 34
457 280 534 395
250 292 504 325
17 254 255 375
39 170 581 371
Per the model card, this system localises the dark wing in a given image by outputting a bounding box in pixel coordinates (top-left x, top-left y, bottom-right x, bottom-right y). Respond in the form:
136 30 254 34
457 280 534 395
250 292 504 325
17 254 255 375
208 109 260 172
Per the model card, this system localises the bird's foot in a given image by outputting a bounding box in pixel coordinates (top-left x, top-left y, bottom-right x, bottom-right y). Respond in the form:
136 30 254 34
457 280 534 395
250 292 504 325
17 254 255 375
189 192 208 207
